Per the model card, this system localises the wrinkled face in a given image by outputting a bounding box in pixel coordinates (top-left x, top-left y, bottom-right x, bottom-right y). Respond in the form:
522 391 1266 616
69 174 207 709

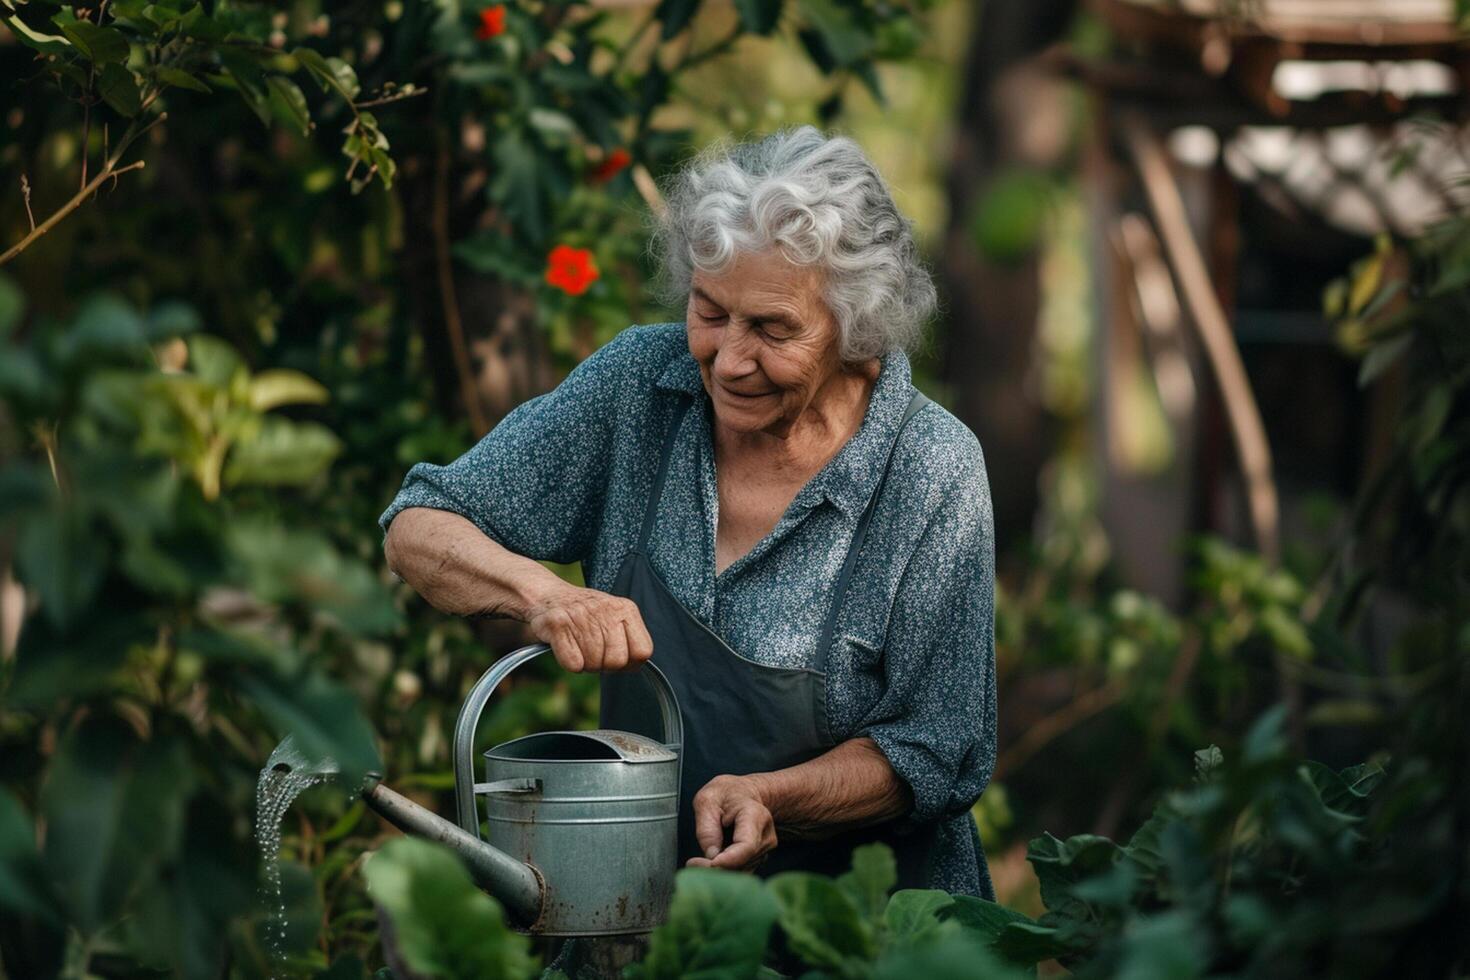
686 249 845 436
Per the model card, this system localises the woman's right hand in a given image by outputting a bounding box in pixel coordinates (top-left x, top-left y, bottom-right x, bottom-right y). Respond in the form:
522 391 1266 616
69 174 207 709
525 580 654 673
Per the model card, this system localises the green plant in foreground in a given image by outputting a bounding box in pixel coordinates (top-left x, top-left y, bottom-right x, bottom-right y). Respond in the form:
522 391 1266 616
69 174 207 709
365 688 1470 980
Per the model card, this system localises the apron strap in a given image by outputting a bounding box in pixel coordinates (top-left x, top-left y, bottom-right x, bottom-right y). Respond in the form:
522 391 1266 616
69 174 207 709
813 389 930 673
637 395 695 552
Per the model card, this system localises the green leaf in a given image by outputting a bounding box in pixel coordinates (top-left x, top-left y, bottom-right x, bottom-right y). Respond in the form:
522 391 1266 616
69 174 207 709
733 0 783 34
942 895 1038 962
836 842 896 920
155 66 212 93
655 0 699 40
1193 745 1224 781
3 13 72 54
16 506 108 630
218 48 272 126
240 668 381 785
768 871 876 973
0 788 56 921
994 921 1075 965
874 932 1033 980
363 837 537 980
225 519 400 635
883 889 955 945
797 0 872 66
267 76 312 136
57 18 131 64
224 416 342 488
186 333 244 387
1303 760 1385 818
1025 833 1123 919
248 369 329 411
40 721 194 933
97 62 142 116
630 867 778 979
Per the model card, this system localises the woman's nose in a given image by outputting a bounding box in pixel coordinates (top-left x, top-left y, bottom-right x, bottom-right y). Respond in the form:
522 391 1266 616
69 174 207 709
712 324 759 377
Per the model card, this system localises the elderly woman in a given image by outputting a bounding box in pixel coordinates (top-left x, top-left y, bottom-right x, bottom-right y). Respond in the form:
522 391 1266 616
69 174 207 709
378 126 997 898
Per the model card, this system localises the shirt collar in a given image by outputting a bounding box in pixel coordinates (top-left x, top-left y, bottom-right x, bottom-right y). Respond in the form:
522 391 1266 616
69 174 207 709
656 331 916 522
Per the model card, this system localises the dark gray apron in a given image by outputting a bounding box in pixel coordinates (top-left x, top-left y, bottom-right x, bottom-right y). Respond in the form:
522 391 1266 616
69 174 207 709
600 388 939 888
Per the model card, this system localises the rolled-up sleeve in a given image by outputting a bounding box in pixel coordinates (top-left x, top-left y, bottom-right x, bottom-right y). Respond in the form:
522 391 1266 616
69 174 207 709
856 441 997 826
377 330 633 564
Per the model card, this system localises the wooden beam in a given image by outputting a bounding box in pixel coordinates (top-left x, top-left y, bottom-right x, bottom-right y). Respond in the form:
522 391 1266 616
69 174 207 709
1122 112 1281 565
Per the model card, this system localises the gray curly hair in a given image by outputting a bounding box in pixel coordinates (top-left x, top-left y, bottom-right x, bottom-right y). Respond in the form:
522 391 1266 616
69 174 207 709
647 125 938 363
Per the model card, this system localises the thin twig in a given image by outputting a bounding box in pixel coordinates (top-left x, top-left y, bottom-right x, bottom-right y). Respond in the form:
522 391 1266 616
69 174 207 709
354 86 430 110
994 680 1125 780
432 126 489 436
19 175 34 231
1 109 165 265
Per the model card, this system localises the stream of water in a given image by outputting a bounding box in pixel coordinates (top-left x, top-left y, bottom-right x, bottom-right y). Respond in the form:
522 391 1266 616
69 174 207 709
255 735 340 969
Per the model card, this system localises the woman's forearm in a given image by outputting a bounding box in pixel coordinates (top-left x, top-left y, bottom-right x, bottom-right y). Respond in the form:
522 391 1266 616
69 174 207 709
748 737 911 839
382 507 563 620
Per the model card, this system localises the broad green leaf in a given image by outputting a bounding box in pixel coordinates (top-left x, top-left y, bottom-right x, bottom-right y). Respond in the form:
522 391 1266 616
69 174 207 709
883 889 955 945
874 932 1032 980
225 519 400 635
1110 909 1208 980
994 920 1073 966
155 66 212 93
655 0 699 40
836 842 896 920
240 668 381 784
733 0 783 34
363 838 537 980
942 895 1037 959
630 867 778 979
768 871 875 974
185 333 244 387
3 13 72 54
57 18 131 64
98 63 142 117
267 76 312 136
248 369 329 411
1303 760 1385 818
40 720 194 933
1024 833 1123 919
0 788 56 921
796 0 872 66
16 506 108 630
224 417 342 488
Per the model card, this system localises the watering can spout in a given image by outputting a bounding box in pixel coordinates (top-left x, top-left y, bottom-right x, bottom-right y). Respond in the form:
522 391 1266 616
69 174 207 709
360 778 544 926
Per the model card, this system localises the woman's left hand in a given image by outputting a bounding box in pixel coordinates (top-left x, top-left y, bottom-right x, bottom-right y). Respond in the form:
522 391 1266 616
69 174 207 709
686 774 778 871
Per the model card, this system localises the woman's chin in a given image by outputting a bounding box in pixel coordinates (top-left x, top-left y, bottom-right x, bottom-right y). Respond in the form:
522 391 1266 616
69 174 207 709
711 398 780 433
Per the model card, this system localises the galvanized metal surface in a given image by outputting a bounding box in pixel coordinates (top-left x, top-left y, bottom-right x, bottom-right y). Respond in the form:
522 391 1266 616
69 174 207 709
359 781 544 926
453 643 684 936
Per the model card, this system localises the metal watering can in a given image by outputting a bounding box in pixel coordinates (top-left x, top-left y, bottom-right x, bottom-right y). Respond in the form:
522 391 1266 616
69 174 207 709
362 643 683 936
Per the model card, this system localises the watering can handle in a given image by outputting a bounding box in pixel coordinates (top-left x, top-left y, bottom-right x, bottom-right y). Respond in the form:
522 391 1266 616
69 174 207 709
452 642 684 839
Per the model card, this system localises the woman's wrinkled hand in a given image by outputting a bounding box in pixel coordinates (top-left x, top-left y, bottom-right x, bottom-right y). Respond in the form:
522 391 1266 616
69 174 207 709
525 581 653 673
686 774 778 872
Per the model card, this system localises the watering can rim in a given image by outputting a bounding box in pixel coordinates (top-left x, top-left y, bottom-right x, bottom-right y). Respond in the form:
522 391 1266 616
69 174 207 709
485 728 678 764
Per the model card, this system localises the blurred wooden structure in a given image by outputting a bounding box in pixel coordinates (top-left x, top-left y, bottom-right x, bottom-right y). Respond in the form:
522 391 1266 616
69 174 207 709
1057 0 1468 603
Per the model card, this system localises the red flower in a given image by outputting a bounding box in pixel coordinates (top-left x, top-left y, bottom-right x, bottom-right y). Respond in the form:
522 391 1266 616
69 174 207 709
589 146 632 184
545 244 599 296
476 5 506 40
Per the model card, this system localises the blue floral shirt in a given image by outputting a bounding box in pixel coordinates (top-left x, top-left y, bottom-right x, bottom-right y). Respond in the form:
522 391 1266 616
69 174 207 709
378 322 997 897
